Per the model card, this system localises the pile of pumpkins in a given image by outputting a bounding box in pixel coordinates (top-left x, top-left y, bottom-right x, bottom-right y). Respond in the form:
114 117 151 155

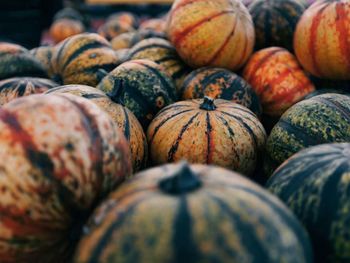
0 0 349 262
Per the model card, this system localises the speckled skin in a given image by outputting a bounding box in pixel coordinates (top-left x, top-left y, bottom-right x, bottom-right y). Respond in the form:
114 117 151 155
52 33 120 86
0 77 58 105
249 0 305 51
128 38 191 91
0 94 131 263
243 47 315 117
181 67 261 116
46 84 148 172
30 46 55 78
0 43 47 80
50 19 85 44
97 59 177 130
74 163 313 263
264 93 350 176
294 0 350 79
167 0 255 70
98 20 135 41
267 143 350 263
147 98 266 176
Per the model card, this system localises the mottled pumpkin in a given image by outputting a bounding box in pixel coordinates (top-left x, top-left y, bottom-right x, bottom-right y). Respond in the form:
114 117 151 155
52 33 120 86
181 67 261 116
97 59 177 129
264 93 350 176
249 0 305 51
243 47 315 117
50 19 85 44
30 46 55 78
167 0 255 70
267 143 350 263
98 20 135 41
0 93 131 263
127 38 191 91
46 84 148 172
294 1 350 79
148 97 266 176
74 162 313 263
139 18 167 33
0 42 47 80
0 77 58 105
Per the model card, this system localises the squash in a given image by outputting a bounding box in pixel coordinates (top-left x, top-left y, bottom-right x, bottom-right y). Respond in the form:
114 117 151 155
30 46 55 78
50 19 85 44
107 12 139 29
98 20 135 41
139 18 167 33
110 32 140 50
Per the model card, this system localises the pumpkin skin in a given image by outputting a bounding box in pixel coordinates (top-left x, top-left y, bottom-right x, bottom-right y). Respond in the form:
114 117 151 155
46 84 148 172
249 0 305 51
127 38 191 91
264 93 350 176
0 77 58 105
0 94 131 263
267 143 350 263
147 97 266 176
52 33 120 86
167 0 255 71
98 20 135 41
74 162 313 263
294 1 350 79
181 67 262 116
0 43 47 80
139 18 167 33
50 19 85 44
97 59 177 129
30 46 55 78
110 32 140 50
242 47 315 117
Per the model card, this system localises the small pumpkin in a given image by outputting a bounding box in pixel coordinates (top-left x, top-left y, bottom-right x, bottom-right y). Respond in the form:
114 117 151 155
139 18 167 33
98 20 135 41
107 12 139 28
30 46 55 78
110 32 140 50
74 162 313 263
50 18 85 44
147 97 266 176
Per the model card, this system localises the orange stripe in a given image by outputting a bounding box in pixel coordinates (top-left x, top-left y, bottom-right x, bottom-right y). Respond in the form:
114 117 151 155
262 66 300 94
335 3 350 72
169 0 203 21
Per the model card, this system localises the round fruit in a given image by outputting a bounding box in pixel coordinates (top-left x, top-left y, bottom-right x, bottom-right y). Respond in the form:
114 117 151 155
139 18 167 33
50 18 85 44
181 67 261 116
167 0 255 70
74 162 313 263
98 20 135 41
97 59 177 129
110 32 140 50
264 93 350 176
30 46 55 78
267 143 350 263
0 93 131 262
294 1 350 79
148 97 266 176
107 12 139 28
46 84 148 172
243 47 315 117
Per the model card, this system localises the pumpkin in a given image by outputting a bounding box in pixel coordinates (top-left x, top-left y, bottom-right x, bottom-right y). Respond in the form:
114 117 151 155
294 1 350 79
107 12 139 29
139 18 167 33
110 32 140 50
74 162 313 263
30 46 55 78
98 20 135 41
147 97 266 176
0 77 58 105
46 84 148 172
97 59 177 129
267 143 350 263
181 67 262 116
264 93 350 176
243 47 315 117
0 93 131 263
52 33 120 86
127 38 191 91
138 28 168 40
167 0 255 70
50 19 85 44
303 88 349 100
0 42 47 80
249 0 305 51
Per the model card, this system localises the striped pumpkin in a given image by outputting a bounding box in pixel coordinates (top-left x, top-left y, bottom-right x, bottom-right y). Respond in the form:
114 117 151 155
97 59 177 129
243 47 315 117
30 46 55 78
294 1 350 79
264 93 350 176
50 19 85 44
74 162 313 263
181 67 262 116
0 42 47 80
267 143 350 263
46 84 148 172
167 0 255 71
98 20 135 41
52 33 120 86
127 38 191 91
0 93 131 263
147 97 266 176
0 77 58 105
249 0 305 51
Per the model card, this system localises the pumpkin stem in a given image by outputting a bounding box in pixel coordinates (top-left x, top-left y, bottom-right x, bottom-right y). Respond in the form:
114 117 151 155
200 96 216 111
107 78 125 106
159 161 202 195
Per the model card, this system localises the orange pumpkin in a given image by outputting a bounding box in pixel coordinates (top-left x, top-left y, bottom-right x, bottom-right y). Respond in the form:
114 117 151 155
50 19 85 44
167 0 255 70
294 1 350 79
98 20 135 41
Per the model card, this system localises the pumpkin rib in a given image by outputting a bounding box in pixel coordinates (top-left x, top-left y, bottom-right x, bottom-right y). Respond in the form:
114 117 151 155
335 3 350 73
311 96 350 122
